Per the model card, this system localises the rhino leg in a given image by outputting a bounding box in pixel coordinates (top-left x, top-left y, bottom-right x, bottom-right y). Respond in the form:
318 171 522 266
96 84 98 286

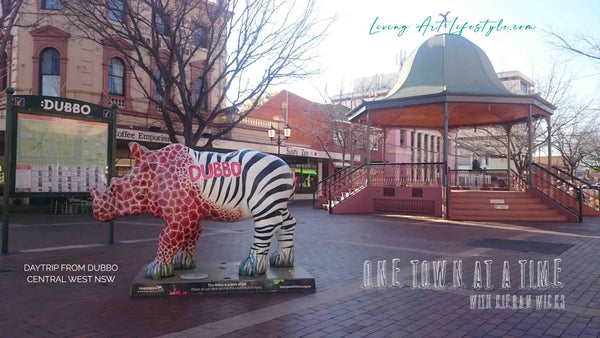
239 215 281 276
270 209 296 267
172 225 201 270
144 226 183 279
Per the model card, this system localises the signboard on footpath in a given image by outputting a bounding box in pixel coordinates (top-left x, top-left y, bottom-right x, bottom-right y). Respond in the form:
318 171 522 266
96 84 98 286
1 90 117 253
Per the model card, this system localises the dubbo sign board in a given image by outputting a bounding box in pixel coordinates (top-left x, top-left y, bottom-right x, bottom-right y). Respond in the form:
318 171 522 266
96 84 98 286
7 95 115 197
2 91 116 253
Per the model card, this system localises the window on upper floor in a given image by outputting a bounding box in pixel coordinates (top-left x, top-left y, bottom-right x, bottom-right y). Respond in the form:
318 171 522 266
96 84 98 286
154 69 164 102
371 135 379 151
40 48 60 97
43 0 63 10
399 129 406 147
108 57 125 96
332 130 345 147
194 26 208 48
355 133 364 149
520 81 528 94
109 0 125 23
154 11 169 36
194 77 207 109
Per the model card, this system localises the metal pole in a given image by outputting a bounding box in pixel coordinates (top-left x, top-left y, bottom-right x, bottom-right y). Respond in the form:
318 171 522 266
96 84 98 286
443 102 449 219
578 188 583 222
507 124 511 188
366 110 371 186
108 102 118 244
328 182 332 214
382 127 387 164
527 105 533 188
547 117 552 169
2 87 14 254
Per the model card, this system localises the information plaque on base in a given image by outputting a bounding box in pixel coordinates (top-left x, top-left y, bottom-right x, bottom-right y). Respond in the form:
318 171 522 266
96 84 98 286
130 262 316 296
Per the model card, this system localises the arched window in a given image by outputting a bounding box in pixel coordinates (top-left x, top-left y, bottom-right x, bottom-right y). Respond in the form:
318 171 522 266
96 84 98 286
40 48 60 96
194 77 206 109
108 57 125 95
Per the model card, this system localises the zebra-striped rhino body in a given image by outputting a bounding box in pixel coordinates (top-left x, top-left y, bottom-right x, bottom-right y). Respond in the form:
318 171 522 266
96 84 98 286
90 142 296 279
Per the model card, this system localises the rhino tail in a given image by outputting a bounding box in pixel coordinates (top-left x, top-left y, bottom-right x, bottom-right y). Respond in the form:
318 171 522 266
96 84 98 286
288 170 296 202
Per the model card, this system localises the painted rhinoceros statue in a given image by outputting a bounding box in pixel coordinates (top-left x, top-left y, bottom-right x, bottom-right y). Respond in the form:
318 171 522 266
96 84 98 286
90 142 296 279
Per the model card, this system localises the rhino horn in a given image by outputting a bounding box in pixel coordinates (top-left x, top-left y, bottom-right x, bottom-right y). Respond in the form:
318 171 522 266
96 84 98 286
129 142 149 165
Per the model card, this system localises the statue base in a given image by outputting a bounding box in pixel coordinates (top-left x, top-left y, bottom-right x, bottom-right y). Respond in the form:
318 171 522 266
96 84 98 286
130 262 316 296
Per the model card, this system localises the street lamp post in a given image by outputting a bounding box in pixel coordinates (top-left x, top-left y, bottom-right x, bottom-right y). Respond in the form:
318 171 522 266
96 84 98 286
268 123 291 156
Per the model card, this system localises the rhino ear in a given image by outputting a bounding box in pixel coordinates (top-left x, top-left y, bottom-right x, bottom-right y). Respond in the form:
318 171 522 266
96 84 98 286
129 142 149 165
90 188 100 200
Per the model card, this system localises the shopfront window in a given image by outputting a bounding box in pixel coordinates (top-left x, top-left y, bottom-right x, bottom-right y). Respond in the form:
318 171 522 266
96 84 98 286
289 162 318 194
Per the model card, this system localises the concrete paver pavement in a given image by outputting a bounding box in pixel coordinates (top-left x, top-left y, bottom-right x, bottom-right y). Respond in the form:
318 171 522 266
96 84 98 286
1 201 600 337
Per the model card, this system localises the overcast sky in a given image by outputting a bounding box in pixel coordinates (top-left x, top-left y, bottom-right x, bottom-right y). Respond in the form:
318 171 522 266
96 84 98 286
276 0 600 103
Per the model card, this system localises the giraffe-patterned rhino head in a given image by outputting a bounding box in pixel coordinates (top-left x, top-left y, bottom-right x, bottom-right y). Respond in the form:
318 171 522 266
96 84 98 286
90 142 157 221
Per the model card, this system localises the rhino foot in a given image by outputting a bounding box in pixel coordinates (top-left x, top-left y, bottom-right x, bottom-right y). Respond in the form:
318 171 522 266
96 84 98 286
172 250 196 270
269 246 294 267
144 260 174 279
239 251 268 276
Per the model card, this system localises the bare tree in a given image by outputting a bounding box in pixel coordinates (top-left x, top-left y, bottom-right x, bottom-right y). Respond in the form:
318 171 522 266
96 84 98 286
453 124 532 176
583 131 600 172
455 58 592 176
300 85 383 170
299 102 352 167
554 111 597 175
63 0 331 148
1 0 42 90
546 29 600 61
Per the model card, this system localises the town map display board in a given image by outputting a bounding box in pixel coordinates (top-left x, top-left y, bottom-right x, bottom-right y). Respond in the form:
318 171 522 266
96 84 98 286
4 95 116 197
15 113 108 193
2 91 117 253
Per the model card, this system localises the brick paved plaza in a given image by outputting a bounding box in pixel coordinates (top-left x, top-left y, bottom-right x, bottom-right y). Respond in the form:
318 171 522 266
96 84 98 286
1 201 600 337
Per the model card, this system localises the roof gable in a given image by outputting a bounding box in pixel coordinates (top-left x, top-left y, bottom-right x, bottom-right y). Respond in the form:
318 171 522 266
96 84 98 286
29 25 71 38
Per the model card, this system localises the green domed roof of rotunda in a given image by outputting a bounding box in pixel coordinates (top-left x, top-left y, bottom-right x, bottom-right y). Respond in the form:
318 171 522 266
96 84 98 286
385 34 512 99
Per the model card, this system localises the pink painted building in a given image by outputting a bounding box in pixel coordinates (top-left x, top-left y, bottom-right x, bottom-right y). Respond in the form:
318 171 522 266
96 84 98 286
384 129 455 169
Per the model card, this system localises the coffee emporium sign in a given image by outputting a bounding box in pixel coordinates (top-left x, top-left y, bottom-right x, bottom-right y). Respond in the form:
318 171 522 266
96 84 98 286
116 128 172 144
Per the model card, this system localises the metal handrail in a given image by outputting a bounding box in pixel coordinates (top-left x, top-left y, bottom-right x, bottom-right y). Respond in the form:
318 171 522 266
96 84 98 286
371 162 444 187
552 166 589 186
510 169 527 191
371 162 445 166
312 165 352 209
448 169 510 190
326 162 445 213
533 163 579 190
328 163 368 214
531 163 582 222
551 166 600 211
